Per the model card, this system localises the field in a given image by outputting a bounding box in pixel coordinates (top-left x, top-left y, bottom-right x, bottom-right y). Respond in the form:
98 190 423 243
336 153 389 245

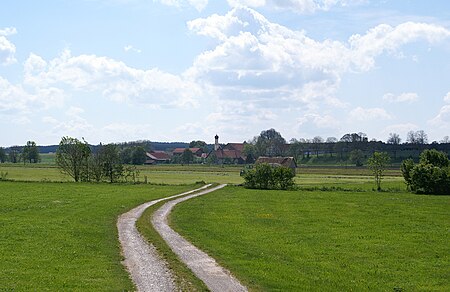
1 163 447 291
0 181 194 290
171 186 450 291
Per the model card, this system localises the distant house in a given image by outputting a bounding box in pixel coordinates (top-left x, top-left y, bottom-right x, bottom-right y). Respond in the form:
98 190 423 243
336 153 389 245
206 135 247 164
145 151 171 165
255 156 297 174
172 147 203 157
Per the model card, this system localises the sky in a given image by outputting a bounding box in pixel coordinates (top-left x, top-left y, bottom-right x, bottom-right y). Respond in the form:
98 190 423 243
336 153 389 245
1 0 449 146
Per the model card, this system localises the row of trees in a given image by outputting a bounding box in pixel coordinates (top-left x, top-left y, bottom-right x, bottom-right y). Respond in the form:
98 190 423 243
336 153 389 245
56 137 139 183
0 141 40 164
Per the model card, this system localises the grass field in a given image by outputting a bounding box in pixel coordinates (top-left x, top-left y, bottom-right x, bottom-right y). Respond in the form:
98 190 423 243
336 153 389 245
0 163 404 189
171 186 450 291
0 181 195 290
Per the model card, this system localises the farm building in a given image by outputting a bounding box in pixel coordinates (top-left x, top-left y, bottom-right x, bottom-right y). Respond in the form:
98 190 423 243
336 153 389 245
145 151 171 164
255 156 297 174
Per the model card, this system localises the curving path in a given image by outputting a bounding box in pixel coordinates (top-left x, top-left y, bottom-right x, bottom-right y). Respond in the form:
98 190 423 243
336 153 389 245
117 184 211 292
152 184 248 292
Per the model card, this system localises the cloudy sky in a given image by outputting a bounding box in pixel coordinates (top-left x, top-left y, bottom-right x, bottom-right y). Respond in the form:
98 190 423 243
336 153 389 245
1 0 449 146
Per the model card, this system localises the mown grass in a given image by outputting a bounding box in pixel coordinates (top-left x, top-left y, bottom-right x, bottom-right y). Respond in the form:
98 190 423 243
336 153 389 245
0 181 194 291
171 186 450 291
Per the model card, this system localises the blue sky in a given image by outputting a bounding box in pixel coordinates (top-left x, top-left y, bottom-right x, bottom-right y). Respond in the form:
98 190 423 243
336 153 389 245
1 0 449 146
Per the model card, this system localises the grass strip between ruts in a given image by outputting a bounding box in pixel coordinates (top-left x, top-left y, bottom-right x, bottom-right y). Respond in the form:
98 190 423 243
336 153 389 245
135 184 220 291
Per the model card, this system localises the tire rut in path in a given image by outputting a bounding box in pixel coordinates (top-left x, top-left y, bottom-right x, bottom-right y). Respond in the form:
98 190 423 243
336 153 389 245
117 184 211 292
152 184 248 292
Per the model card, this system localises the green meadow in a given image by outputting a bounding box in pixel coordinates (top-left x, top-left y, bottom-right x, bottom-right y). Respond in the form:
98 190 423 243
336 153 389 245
1 163 447 291
0 181 193 290
171 186 450 291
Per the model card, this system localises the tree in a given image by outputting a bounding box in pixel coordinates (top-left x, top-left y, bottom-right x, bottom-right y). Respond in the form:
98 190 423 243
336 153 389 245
387 133 401 145
312 136 324 158
243 143 256 163
181 149 194 165
56 137 91 182
189 140 208 153
326 137 337 157
367 152 391 191
440 136 450 143
131 146 147 165
406 130 428 144
349 149 364 166
8 149 19 163
255 128 286 157
401 149 450 195
99 144 122 183
22 141 40 163
0 148 6 163
88 150 104 183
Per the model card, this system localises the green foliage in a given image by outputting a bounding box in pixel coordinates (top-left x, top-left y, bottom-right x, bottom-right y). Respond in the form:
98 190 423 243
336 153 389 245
401 149 450 195
349 149 364 166
131 146 147 165
243 163 295 190
0 147 6 163
254 128 286 157
22 141 40 163
56 136 91 182
189 140 208 153
181 149 194 165
367 151 390 191
99 144 123 183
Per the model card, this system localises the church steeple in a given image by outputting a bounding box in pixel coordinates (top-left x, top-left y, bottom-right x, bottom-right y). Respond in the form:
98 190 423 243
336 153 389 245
214 134 219 151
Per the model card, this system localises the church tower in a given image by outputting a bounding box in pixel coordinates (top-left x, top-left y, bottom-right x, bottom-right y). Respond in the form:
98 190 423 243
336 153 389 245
214 134 219 151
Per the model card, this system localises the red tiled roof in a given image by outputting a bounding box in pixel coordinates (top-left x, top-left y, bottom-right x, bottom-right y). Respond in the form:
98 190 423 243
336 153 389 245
215 149 244 159
147 151 170 161
224 143 245 152
173 147 203 155
255 157 297 168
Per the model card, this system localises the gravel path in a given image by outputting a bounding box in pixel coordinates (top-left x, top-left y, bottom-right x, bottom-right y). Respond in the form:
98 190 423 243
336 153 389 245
152 184 248 292
117 184 211 292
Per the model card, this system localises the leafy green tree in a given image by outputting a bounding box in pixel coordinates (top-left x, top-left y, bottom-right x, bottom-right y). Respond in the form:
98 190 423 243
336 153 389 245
401 149 450 195
120 147 133 164
0 147 6 163
367 152 390 191
131 146 147 165
22 141 40 163
56 137 91 182
99 144 122 183
8 149 20 163
88 151 104 182
181 149 194 165
243 143 256 163
189 140 208 153
349 149 364 166
255 128 286 157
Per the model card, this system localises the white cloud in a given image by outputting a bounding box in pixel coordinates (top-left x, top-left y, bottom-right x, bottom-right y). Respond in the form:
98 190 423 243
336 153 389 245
444 92 450 103
124 45 142 53
187 7 450 121
429 105 450 128
383 92 419 103
227 0 367 14
154 0 208 11
383 123 418 136
24 50 201 109
349 107 392 121
0 27 17 65
349 22 450 71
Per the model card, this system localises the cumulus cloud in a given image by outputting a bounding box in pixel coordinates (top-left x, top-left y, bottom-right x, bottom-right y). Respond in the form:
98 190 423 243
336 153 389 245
429 105 450 128
24 50 201 108
444 91 450 103
383 92 419 103
349 107 392 121
124 45 142 53
186 7 449 120
227 0 366 14
0 27 17 65
154 0 208 11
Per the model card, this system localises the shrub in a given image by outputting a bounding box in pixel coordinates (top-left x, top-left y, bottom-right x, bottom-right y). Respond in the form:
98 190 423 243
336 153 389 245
401 149 450 195
243 163 295 190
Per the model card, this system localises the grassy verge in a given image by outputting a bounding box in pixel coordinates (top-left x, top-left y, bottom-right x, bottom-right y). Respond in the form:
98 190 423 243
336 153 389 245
171 186 450 291
136 190 210 291
0 181 194 291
